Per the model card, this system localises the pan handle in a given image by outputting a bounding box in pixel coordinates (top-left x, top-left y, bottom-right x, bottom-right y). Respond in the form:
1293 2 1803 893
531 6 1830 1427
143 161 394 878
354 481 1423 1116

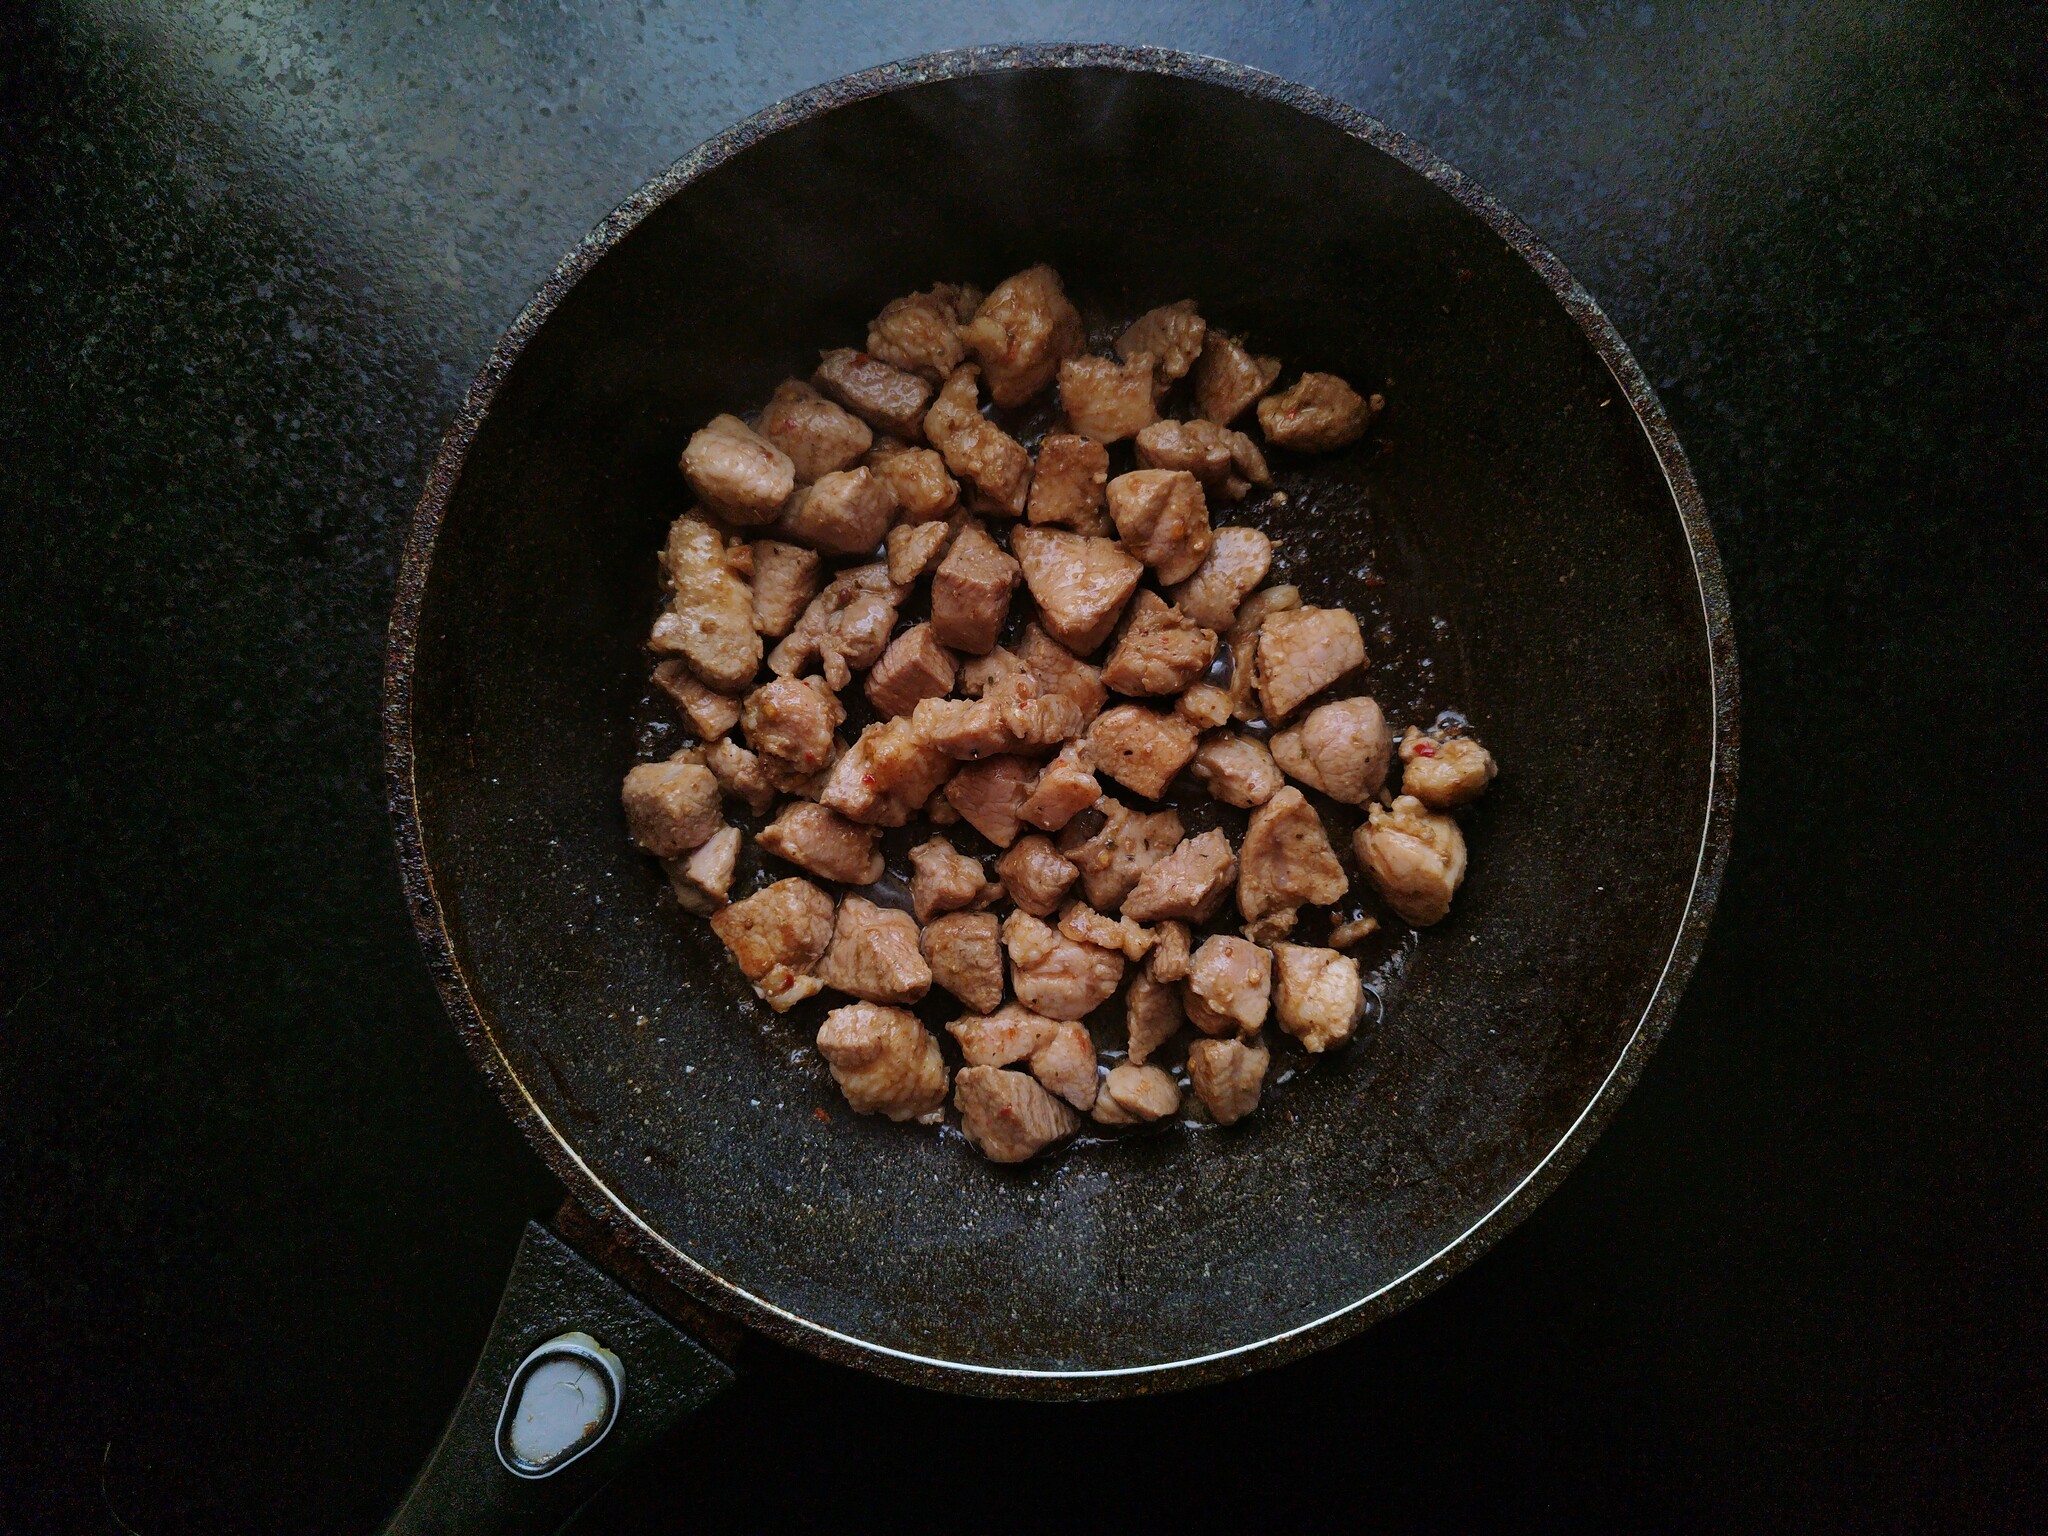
383 1220 734 1535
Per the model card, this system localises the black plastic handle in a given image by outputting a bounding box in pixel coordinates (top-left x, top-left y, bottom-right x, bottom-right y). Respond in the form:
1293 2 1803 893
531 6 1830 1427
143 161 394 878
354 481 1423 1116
384 1221 734 1535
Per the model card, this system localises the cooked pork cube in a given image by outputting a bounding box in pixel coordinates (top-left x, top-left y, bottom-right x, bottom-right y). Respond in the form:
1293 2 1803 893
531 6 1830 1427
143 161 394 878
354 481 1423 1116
1056 902 1155 962
1182 935 1273 1037
757 801 884 885
922 366 1032 515
943 754 1040 848
1058 354 1158 444
816 896 932 1004
650 513 761 692
1020 741 1102 833
947 1001 1058 1066
1189 732 1284 809
1329 914 1381 948
666 825 741 916
1123 972 1185 1066
923 911 1005 1012
702 738 778 815
1089 705 1200 800
1169 526 1274 632
818 717 955 827
1106 469 1213 586
622 759 722 858
1146 919 1193 983
997 833 1079 917
1175 682 1233 732
1057 799 1183 912
817 1003 948 1122
709 877 836 1011
1356 794 1468 927
1187 1037 1270 1125
746 539 823 638
865 623 958 719
908 836 1001 923
813 349 935 441
930 522 1022 655
1091 1063 1183 1124
958 646 1025 697
1238 786 1349 926
1191 332 1281 425
1134 417 1271 501
954 1065 1080 1163
1025 433 1113 534
1273 696 1393 804
1398 724 1499 810
1121 828 1238 924
680 413 794 524
1271 943 1366 1053
758 377 873 481
742 676 845 779
1002 910 1124 1021
884 518 955 586
774 466 896 556
768 562 907 691
1257 606 1366 721
653 659 743 739
865 282 983 383
1257 371 1381 451
1016 623 1109 721
863 438 958 521
1115 300 1208 395
1029 1020 1099 1111
1225 584 1302 722
960 265 1084 407
1011 528 1144 655
1101 592 1217 697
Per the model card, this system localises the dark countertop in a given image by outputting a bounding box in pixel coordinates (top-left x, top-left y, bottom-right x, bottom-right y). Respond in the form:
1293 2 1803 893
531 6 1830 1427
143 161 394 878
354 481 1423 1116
2 4 2041 1531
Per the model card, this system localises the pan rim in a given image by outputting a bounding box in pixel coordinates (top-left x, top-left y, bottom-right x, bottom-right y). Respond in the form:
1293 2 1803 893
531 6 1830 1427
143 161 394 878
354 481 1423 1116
383 41 1739 1399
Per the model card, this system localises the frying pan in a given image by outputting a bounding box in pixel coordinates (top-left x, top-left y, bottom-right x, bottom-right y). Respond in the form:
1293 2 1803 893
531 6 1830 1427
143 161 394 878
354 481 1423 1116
381 44 1737 1533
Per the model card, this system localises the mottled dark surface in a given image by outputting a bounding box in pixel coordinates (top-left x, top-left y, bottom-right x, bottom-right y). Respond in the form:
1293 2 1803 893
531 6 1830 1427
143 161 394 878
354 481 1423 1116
1 3 2041 1532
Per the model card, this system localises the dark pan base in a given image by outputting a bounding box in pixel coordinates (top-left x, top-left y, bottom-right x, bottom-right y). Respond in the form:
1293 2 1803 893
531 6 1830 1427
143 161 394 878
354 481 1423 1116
388 47 1736 1395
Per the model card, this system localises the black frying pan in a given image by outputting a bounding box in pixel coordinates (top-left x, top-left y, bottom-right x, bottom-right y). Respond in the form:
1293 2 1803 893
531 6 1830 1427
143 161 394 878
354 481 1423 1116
381 45 1737 1532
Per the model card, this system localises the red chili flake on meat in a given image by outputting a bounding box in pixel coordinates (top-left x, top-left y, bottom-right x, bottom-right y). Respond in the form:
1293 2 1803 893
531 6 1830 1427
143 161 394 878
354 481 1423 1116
860 774 876 788
1412 740 1438 757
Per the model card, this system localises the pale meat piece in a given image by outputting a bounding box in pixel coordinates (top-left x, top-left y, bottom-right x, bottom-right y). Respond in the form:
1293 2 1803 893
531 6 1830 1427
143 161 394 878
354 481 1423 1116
1133 417 1271 501
1121 828 1238 924
1146 920 1193 983
1056 901 1155 962
1186 1036 1269 1125
1105 469 1213 585
1122 971 1185 1065
1271 943 1366 1053
1189 732 1284 809
709 877 835 1011
1238 786 1349 927
1257 371 1381 452
948 1001 1057 1066
954 1065 1080 1164
1398 724 1499 810
957 646 1025 697
1191 332 1281 426
767 562 907 691
1170 526 1274 632
883 518 956 585
1057 799 1183 913
996 833 1079 917
680 413 795 524
923 911 1004 1012
622 759 722 858
1020 740 1102 833
911 670 1083 761
1029 1020 1099 1111
1225 584 1301 722
1257 606 1366 721
1058 354 1158 444
768 735 847 801
960 265 1085 407
652 659 743 739
774 466 896 557
650 514 761 692
908 837 1001 923
1175 683 1233 732
666 824 741 915
1100 592 1217 697
1025 434 1113 535
817 717 955 827
863 438 958 521
943 754 1040 848
757 801 884 885
1016 623 1109 722
1091 1062 1183 1125
746 540 824 638
815 896 932 1004
925 786 962 826
1356 794 1469 927
922 366 1032 516
1010 529 1144 654
1115 300 1208 395
865 282 982 383
865 623 958 719
1182 935 1273 1036
757 377 873 481
1002 910 1124 1021
701 738 778 815
812 349 935 442
817 1004 949 1123
1272 697 1393 805
742 675 845 781
929 522 1022 654
1089 704 1200 800
1329 914 1380 948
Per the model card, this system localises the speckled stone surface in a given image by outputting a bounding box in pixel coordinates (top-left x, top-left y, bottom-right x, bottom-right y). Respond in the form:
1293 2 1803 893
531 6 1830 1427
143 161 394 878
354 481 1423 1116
1 4 2041 1532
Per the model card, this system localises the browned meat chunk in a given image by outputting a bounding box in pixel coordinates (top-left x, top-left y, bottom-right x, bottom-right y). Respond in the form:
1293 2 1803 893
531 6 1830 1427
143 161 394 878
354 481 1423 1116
923 911 1004 1012
1398 724 1499 810
1182 935 1273 1036
1002 910 1124 1021
1089 705 1200 800
1191 332 1280 426
865 282 982 383
768 562 907 691
943 754 1039 848
1029 1020 1099 1111
1058 354 1158 444
817 1003 948 1122
922 366 1032 515
1057 799 1183 912
1115 300 1207 395
758 377 872 481
1175 683 1233 732
1238 786 1349 928
1329 914 1381 948
1225 584 1301 722
1101 592 1217 697
701 738 778 815
1020 740 1102 833
1056 902 1155 962
1106 469 1212 586
1271 943 1366 1053
997 833 1079 917
930 521 1022 654
948 1001 1058 1066
957 646 1024 697
813 349 934 442
742 675 845 780
816 896 931 1004
622 759 722 857
1133 417 1271 501
681 413 794 524
775 466 896 556
961 265 1084 407
1273 696 1393 804
1257 371 1381 451
1189 733 1284 809
650 514 761 692
757 801 884 885
709 877 835 1011
864 438 959 521
1016 623 1109 722
865 623 957 719
817 717 955 827
1257 606 1366 721
883 518 955 586
908 836 1000 923
1091 1063 1181 1124
1011 529 1143 654
1356 795 1468 927
1187 1036 1269 1125
1122 828 1237 923
1146 919 1193 983
653 659 743 739
1123 971 1184 1065
911 673 1082 763
1025 434 1112 534
665 825 741 915
1170 526 1274 632
746 539 823 638
954 1065 1079 1163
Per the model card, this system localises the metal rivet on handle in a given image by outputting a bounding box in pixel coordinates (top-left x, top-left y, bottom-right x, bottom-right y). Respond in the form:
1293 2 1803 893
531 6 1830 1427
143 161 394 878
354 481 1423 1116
494 1331 625 1479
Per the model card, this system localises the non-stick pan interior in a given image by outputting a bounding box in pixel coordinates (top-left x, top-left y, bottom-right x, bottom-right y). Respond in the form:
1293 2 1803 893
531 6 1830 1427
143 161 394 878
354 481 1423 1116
405 61 1721 1387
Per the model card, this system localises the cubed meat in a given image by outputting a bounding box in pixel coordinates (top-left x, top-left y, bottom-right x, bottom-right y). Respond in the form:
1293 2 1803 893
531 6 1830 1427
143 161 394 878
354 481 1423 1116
665 825 741 915
1146 919 1193 983
1057 799 1183 912
653 659 743 739
701 738 778 815
954 1065 1079 1164
911 673 1081 763
1186 1037 1269 1125
865 623 958 719
1115 300 1207 395
864 438 958 521
757 377 873 481
1025 434 1113 534
1273 696 1393 804
908 837 1001 924
680 413 794 524
650 513 761 692
1122 971 1185 1065
1010 528 1144 654
709 877 835 1011
947 1001 1057 1066
1170 526 1274 632
1257 371 1381 451
746 539 823 638
996 834 1079 917
817 717 956 827
622 759 722 858
960 265 1084 407
1175 683 1233 732
884 517 956 586
1398 724 1499 810
757 801 884 885
1189 732 1284 809
1002 910 1124 1021
930 521 1022 655
865 282 983 383
1089 704 1200 800
1329 914 1381 948
774 466 896 556
768 562 907 691
1029 1020 1099 1111
816 1003 948 1122
1238 786 1349 927
1271 943 1366 1053
1257 606 1366 721
1191 332 1281 425
1101 592 1217 697
813 349 935 441
943 754 1040 848
1356 794 1468 927
922 367 1032 516
1106 469 1213 586
1134 417 1271 501
1184 937 1270 1035
1017 623 1109 722
1225 585 1301 722
1058 354 1158 444
1091 1063 1183 1125
958 646 1025 697
816 896 932 1004
1121 828 1237 923
923 911 1005 1012
1020 740 1102 833
1056 902 1155 962
742 676 845 779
